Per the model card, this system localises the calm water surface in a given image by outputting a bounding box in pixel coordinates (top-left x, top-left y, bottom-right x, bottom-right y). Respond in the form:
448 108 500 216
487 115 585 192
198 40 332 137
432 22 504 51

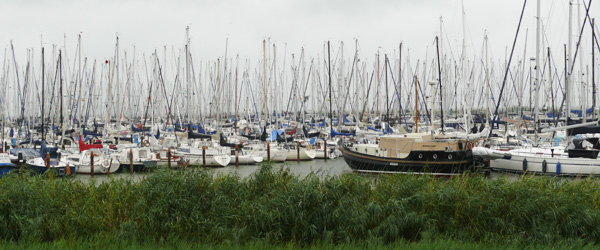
73 158 562 184
75 158 353 183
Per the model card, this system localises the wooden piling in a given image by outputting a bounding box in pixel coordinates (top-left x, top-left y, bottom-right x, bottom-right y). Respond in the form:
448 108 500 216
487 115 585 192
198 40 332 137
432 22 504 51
90 152 94 177
324 139 327 161
129 149 134 174
202 146 206 167
297 141 300 162
235 144 239 167
46 153 50 178
46 153 50 169
168 148 172 169
267 143 270 161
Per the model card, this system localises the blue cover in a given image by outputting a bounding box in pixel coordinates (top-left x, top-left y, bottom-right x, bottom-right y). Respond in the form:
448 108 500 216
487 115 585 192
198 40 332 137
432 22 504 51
331 128 355 137
367 126 381 132
267 130 284 141
83 129 103 137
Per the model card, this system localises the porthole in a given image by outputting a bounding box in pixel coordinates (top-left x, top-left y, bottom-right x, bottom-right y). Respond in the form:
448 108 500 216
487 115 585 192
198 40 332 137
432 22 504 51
433 154 438 159
418 154 423 159
448 154 453 160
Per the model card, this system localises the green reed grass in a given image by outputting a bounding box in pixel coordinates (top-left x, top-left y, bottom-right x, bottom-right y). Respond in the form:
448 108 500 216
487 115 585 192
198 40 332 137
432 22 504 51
0 238 596 250
1 163 600 247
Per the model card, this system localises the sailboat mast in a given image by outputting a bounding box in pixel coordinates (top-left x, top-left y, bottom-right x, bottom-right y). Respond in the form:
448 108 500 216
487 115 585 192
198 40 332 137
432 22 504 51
567 0 573 126
436 36 444 132
235 55 238 133
78 34 82 128
485 33 490 130
263 40 267 132
186 26 190 123
385 54 389 125
328 41 332 136
399 43 402 128
41 47 45 141
578 2 586 122
593 18 596 120
534 0 541 145
59 50 66 147
415 75 419 133
461 1 470 133
549 48 555 126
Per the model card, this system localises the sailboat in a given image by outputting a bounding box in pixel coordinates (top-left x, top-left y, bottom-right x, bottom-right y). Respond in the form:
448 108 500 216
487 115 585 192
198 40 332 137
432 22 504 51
473 0 600 176
340 40 481 175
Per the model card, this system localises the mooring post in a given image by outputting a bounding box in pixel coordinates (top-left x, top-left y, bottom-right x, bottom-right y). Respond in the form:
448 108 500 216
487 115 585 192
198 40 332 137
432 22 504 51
267 143 270 161
129 149 134 174
324 139 328 161
90 152 95 177
46 153 50 178
235 144 239 167
45 153 50 169
297 141 300 162
168 148 172 169
202 146 207 167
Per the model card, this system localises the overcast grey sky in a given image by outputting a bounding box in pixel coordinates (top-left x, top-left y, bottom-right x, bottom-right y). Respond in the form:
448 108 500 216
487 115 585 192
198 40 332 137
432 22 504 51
1 0 595 64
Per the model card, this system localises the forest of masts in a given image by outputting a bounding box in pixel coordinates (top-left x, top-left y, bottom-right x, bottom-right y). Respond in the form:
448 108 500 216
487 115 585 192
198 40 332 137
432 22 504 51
1 13 599 131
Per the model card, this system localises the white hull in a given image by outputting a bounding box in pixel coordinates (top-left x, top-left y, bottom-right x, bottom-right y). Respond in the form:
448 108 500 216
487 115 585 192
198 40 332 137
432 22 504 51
75 161 120 174
183 153 231 167
473 146 600 176
154 150 182 167
62 150 121 174
313 148 338 159
229 154 263 165
243 144 288 162
286 148 316 161
269 151 288 162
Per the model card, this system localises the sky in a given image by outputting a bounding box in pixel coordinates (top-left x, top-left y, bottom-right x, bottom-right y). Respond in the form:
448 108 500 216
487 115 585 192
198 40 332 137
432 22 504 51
2 0 594 65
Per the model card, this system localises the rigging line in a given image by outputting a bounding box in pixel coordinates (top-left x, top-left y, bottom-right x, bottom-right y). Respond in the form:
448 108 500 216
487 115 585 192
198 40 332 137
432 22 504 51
299 60 314 117
246 73 261 128
84 60 97 125
582 0 600 51
358 68 373 123
142 54 154 131
569 0 593 74
489 0 528 138
385 56 409 131
10 42 24 123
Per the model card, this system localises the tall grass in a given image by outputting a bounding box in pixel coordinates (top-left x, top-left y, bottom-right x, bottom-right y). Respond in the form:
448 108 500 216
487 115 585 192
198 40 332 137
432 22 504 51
1 163 600 247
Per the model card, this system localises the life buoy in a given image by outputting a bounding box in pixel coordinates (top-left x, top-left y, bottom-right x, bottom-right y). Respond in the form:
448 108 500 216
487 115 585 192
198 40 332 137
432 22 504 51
466 142 474 150
143 140 150 147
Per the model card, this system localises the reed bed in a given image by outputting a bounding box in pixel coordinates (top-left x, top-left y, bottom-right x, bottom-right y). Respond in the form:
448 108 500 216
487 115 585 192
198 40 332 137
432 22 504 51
0 164 600 247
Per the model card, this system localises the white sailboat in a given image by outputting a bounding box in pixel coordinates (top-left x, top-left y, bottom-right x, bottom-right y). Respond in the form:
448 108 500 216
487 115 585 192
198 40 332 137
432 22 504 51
63 149 120 174
176 141 231 167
